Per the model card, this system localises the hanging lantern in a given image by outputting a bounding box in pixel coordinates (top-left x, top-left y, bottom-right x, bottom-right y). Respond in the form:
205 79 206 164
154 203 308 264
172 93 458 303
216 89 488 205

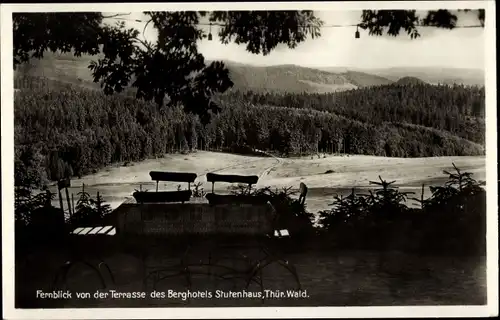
355 25 360 39
208 23 213 41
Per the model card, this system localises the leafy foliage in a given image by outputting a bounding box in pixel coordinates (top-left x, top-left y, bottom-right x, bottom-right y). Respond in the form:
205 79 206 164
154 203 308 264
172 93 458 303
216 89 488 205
14 187 66 252
15 189 56 227
13 13 102 65
232 185 316 237
14 10 484 119
359 9 485 39
13 11 324 121
14 144 56 230
360 10 422 39
191 182 206 198
15 144 48 190
210 11 323 55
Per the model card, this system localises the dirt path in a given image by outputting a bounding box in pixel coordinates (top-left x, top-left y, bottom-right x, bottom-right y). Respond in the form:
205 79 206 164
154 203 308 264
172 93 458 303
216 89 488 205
254 149 284 180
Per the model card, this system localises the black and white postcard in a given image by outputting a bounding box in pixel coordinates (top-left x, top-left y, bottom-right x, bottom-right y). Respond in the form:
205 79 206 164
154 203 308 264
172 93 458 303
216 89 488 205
1 1 498 319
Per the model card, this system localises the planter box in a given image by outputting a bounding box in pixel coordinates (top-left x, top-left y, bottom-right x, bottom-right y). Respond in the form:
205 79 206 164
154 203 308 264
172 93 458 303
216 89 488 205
113 202 275 236
132 190 192 203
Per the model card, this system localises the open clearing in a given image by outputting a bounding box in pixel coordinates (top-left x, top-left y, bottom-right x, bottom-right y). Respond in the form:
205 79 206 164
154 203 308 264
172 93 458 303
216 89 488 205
51 151 486 215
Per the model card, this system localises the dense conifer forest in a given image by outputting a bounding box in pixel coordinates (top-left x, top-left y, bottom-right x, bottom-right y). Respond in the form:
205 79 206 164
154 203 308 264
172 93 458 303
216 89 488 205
14 75 485 187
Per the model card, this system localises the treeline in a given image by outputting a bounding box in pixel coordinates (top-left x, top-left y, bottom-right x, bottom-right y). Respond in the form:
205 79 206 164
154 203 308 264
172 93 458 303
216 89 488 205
14 76 484 186
15 87 201 182
208 101 483 158
222 83 486 145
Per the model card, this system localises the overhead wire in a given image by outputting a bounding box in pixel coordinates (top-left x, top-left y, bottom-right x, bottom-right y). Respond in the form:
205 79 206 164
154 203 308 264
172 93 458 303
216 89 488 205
106 14 483 41
109 16 484 28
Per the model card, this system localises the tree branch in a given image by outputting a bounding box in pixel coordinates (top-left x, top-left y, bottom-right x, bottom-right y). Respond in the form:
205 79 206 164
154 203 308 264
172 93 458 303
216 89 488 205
102 13 132 19
132 36 154 53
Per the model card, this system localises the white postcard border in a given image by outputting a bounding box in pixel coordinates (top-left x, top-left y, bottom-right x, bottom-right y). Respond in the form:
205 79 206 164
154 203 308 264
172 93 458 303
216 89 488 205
1 1 497 319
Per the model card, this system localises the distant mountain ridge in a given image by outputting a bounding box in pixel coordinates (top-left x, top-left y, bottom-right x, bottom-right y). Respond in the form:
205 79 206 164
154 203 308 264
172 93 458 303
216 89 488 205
14 52 484 94
347 66 484 87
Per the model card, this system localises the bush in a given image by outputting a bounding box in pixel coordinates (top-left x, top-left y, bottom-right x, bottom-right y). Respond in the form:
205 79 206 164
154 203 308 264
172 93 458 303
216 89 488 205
232 185 316 238
191 182 206 198
15 189 66 252
70 184 112 227
317 163 486 256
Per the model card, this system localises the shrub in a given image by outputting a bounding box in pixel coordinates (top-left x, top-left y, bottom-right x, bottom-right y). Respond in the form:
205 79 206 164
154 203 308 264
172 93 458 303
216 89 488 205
317 164 486 255
232 185 316 237
70 184 112 227
15 189 66 252
191 182 206 198
416 163 486 255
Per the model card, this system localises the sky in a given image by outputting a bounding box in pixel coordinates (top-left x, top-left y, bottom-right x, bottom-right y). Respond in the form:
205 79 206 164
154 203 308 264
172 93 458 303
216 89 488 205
106 10 485 70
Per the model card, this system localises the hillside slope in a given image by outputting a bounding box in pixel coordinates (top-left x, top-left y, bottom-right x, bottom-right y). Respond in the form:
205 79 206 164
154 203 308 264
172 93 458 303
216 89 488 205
223 62 395 93
227 63 357 93
15 53 395 94
362 67 485 86
15 52 484 95
341 70 394 87
15 52 100 90
318 66 484 87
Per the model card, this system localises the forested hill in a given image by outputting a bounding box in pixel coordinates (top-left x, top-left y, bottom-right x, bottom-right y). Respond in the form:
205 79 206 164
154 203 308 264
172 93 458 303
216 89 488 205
221 83 485 145
222 62 394 93
14 75 484 185
396 76 428 85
